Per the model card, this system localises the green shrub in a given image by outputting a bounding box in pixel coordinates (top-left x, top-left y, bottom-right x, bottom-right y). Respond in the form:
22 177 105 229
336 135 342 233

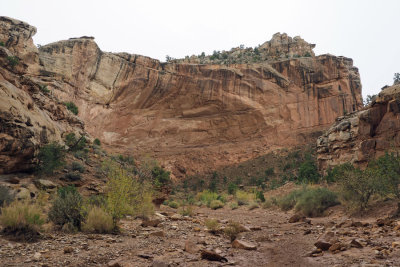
0 41 4 46
209 200 224 210
83 206 114 233
65 133 87 151
230 201 239 210
0 201 44 240
205 219 219 233
179 205 194 217
235 190 254 206
197 190 219 207
48 186 84 230
223 221 242 242
64 102 78 115
37 142 66 175
228 182 238 195
39 85 50 94
208 171 218 192
294 188 339 216
262 198 275 209
7 56 19 68
298 159 320 184
255 191 265 202
277 189 304 211
0 186 14 207
93 138 101 146
168 200 179 209
64 172 82 181
369 152 400 199
152 166 171 188
71 161 85 173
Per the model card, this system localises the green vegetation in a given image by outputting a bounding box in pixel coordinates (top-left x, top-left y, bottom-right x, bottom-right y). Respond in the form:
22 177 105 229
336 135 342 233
235 190 254 206
205 219 220 233
37 142 66 175
7 56 19 68
151 166 171 189
0 41 4 46
49 186 84 231
227 182 238 195
65 133 87 151
209 200 224 210
39 85 50 94
93 138 101 146
71 161 85 173
278 187 338 216
0 201 44 240
224 221 243 242
83 206 114 233
297 155 320 183
394 73 400 85
168 201 179 209
64 102 78 115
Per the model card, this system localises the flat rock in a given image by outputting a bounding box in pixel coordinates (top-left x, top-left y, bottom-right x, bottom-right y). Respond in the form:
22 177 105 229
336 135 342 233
107 260 122 267
232 239 257 250
141 219 161 227
201 250 228 262
34 179 57 190
184 240 199 254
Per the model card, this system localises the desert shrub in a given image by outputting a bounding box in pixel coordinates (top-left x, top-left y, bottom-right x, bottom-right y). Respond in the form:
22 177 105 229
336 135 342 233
65 133 87 151
223 221 242 242
93 138 101 146
85 194 106 208
294 187 339 217
336 166 381 211
39 85 50 94
0 41 4 46
394 73 400 85
235 190 254 206
151 166 171 188
168 200 179 209
104 161 153 223
369 152 400 199
71 161 85 173
0 201 44 241
230 201 239 210
83 206 114 233
255 191 265 202
37 142 65 175
227 182 237 195
7 56 19 68
197 190 219 207
297 158 320 184
64 102 78 115
208 171 218 192
262 198 275 209
265 167 274 177
179 205 194 217
48 186 84 230
248 202 259 210
64 172 82 181
277 189 305 211
205 219 220 233
0 186 14 207
209 200 224 210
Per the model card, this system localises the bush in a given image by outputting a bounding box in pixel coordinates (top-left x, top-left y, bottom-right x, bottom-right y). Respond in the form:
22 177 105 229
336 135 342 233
39 85 50 94
205 219 219 233
71 161 85 173
7 56 19 68
227 182 237 195
248 202 259 210
277 189 305 211
48 186 84 230
298 159 320 184
65 133 87 151
64 172 82 181
37 142 65 175
197 190 220 207
294 188 339 217
209 172 218 192
235 190 254 206
151 166 171 188
64 102 78 115
0 186 14 207
179 205 194 217
230 201 239 210
83 206 114 233
168 200 179 209
0 41 4 46
0 201 44 241
223 221 242 242
209 200 224 210
93 138 101 146
255 191 265 202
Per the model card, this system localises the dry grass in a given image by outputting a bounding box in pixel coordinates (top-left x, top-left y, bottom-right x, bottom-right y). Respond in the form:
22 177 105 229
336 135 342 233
83 206 114 233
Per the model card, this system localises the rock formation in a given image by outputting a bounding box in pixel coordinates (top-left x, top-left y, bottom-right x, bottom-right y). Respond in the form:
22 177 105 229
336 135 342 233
317 84 400 170
0 17 86 174
0 16 363 176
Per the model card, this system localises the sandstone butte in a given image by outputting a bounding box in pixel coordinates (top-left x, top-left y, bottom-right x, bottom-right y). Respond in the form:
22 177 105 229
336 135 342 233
0 16 363 177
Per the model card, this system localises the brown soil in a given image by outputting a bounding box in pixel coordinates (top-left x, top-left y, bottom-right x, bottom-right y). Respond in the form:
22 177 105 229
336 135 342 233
1 202 399 267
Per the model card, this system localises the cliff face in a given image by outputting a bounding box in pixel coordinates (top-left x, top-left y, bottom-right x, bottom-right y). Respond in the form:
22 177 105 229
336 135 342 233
317 84 400 170
0 17 86 174
37 34 362 177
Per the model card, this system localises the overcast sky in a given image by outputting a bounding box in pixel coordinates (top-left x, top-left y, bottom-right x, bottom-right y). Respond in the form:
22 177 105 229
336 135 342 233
2 0 399 97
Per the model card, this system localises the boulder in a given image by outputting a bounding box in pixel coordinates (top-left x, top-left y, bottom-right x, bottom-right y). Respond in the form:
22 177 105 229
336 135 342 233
200 250 228 262
232 239 257 250
34 179 57 190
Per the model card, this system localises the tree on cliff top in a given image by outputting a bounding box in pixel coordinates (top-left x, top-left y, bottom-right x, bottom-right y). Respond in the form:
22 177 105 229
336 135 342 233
394 73 400 85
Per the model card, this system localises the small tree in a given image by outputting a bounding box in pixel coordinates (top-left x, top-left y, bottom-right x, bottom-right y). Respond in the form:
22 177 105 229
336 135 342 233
394 73 400 85
37 142 65 175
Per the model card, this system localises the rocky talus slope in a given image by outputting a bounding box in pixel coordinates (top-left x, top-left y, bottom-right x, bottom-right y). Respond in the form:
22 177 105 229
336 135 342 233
1 16 362 176
317 84 400 169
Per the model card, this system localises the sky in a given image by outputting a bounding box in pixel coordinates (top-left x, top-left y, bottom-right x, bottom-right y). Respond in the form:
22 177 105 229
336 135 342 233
2 0 399 97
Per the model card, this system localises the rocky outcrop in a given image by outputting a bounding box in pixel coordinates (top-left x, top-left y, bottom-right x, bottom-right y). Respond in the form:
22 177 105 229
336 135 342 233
317 84 400 170
0 17 86 174
37 34 362 177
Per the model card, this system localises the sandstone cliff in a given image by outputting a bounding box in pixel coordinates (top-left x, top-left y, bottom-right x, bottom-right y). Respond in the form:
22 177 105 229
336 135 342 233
0 17 87 174
317 84 400 170
37 32 362 177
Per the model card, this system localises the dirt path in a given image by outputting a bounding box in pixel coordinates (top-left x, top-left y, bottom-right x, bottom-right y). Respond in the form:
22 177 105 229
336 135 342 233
1 205 399 266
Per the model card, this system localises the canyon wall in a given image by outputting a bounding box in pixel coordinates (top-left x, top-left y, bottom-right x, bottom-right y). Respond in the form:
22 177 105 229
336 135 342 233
317 84 400 170
0 16 363 176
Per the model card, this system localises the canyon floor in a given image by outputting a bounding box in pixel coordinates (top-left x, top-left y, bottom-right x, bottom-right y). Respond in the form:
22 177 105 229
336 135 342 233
1 198 399 267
